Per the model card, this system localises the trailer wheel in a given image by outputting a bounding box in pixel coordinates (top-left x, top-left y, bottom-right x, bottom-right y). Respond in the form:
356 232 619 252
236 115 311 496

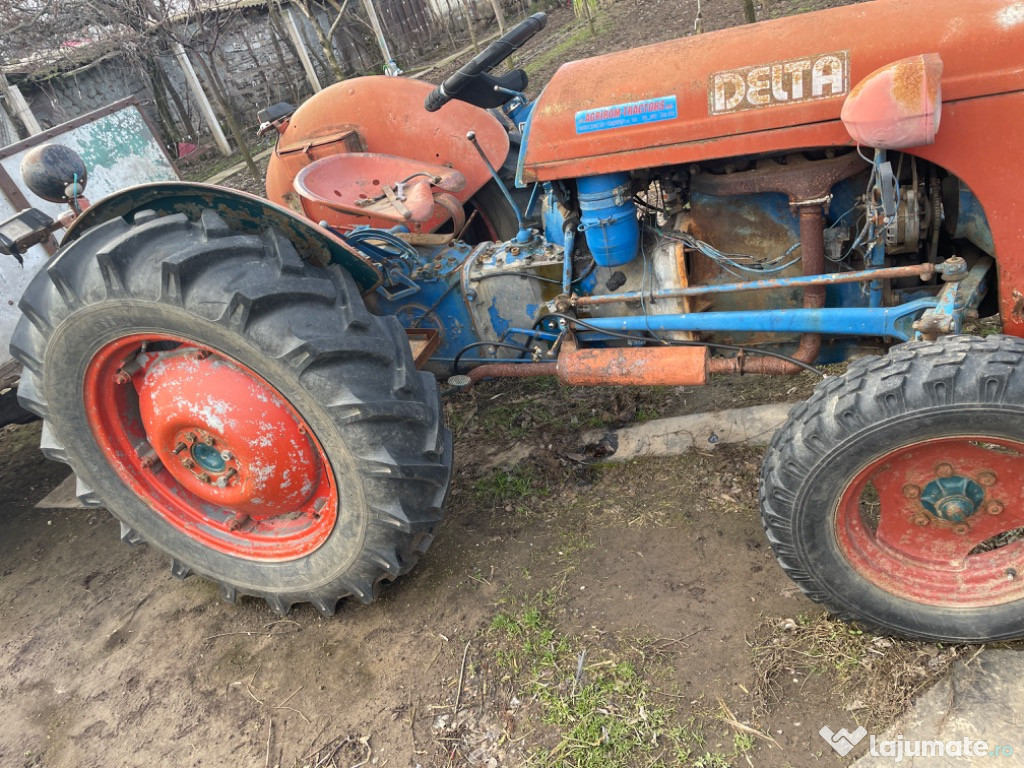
761 335 1024 642
10 209 451 616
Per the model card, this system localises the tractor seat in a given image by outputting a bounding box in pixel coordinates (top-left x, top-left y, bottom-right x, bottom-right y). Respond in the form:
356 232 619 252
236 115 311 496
294 153 466 225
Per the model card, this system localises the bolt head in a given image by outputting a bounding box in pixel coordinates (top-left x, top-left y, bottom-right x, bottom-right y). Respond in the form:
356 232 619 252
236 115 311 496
903 484 921 500
935 463 954 478
216 476 230 488
182 458 195 469
978 471 997 487
987 500 1005 515
185 433 197 444
953 523 969 535
202 435 215 446
220 450 233 461
114 371 131 385
198 473 211 484
912 514 930 527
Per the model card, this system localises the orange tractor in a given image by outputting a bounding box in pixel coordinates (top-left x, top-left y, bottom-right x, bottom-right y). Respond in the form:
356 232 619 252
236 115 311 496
3 0 1023 641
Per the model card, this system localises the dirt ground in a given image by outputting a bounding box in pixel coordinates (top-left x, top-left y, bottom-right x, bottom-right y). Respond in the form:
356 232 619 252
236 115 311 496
0 1 988 767
0 372 969 768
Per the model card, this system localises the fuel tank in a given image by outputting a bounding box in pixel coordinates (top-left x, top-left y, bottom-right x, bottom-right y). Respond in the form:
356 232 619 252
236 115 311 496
521 0 1024 182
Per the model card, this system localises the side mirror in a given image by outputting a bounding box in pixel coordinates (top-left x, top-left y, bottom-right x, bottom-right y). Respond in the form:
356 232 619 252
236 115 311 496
20 143 88 203
841 54 943 149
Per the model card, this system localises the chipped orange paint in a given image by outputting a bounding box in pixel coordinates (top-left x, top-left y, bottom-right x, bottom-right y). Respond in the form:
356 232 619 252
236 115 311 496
556 340 708 386
522 0 1024 335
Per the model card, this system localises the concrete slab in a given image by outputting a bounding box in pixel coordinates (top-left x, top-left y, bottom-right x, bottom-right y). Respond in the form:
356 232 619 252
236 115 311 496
35 472 88 510
581 402 795 462
849 649 1024 766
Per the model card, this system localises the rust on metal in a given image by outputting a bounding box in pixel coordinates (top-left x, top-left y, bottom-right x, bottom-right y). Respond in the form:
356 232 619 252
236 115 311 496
710 203 827 375
556 339 708 386
406 328 441 368
1012 289 1024 322
709 51 850 115
467 361 558 383
691 152 866 203
573 262 937 307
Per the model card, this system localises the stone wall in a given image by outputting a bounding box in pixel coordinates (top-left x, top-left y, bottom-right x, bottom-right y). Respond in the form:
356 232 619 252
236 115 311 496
9 0 518 156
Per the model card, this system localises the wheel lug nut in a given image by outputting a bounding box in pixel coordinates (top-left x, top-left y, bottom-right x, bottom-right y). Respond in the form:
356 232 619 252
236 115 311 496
1007 568 1018 581
216 468 238 488
113 370 131 385
912 513 930 527
227 513 250 531
198 473 211 483
182 458 195 469
953 523 969 535
978 471 997 487
220 450 233 461
172 442 188 455
202 435 215 446
987 501 1005 515
185 433 197 444
903 484 921 500
935 463 954 478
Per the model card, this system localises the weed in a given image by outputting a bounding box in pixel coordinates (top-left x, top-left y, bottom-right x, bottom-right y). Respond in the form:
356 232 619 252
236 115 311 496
473 465 546 503
488 595 706 767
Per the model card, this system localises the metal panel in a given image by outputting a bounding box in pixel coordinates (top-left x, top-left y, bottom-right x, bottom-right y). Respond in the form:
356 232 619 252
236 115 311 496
0 98 179 370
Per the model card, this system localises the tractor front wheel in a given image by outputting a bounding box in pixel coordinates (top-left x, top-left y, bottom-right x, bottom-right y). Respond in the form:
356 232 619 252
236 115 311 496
11 209 451 616
762 336 1024 642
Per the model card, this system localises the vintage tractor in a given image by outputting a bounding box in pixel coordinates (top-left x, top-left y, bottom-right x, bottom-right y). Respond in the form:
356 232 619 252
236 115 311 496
3 0 1024 642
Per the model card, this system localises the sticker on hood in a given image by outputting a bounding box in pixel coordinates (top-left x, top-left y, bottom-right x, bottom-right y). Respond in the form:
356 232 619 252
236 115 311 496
575 96 678 134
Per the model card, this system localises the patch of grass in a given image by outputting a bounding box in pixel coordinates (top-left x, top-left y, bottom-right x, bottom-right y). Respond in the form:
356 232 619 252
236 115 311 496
489 594 709 768
473 464 546 503
751 611 965 731
522 15 607 79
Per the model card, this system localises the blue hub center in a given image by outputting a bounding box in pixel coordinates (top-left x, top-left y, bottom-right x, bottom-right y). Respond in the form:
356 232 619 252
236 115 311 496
919 476 985 523
192 443 226 473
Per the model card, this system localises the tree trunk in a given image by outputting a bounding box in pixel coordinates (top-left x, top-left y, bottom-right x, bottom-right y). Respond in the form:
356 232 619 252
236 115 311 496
154 60 198 143
192 50 261 181
295 0 346 82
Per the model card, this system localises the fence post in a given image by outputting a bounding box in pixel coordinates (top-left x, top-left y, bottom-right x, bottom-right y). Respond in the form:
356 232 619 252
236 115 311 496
0 74 42 137
171 42 232 156
360 0 401 74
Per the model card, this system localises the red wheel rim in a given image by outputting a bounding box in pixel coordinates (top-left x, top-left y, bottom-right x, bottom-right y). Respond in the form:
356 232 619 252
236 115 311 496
83 333 338 562
836 437 1024 607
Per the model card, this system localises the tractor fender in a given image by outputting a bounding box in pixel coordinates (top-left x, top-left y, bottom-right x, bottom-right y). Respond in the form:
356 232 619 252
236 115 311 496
61 182 382 292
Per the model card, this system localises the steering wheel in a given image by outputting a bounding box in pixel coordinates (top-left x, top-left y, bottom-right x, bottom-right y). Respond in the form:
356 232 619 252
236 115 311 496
424 13 547 112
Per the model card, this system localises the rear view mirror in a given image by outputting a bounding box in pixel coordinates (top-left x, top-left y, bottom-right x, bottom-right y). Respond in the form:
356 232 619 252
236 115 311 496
841 53 943 149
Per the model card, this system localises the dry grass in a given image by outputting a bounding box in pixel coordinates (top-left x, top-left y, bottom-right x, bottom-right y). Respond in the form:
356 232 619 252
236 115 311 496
749 612 965 731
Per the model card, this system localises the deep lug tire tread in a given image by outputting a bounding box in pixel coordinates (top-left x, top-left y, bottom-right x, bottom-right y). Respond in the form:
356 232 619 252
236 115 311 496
11 209 452 615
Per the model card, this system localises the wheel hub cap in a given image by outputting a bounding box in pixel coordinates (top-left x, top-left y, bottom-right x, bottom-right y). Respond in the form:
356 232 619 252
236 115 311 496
137 351 320 518
82 334 338 562
837 437 1024 607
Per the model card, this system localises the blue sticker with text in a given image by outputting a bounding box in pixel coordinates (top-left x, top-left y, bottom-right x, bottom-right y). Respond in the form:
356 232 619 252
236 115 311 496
575 95 678 134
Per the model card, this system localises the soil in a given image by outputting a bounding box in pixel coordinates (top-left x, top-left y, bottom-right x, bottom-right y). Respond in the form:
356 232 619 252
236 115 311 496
1 1 978 767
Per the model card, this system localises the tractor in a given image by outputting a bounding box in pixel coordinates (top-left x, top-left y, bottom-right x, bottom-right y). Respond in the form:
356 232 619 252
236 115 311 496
3 0 1023 642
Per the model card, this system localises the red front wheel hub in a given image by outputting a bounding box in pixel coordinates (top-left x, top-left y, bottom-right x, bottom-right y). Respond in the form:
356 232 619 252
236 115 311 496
84 334 338 561
836 437 1024 607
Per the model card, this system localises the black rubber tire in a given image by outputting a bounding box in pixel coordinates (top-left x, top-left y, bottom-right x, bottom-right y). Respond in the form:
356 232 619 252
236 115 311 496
10 208 452 616
464 179 524 243
761 335 1024 642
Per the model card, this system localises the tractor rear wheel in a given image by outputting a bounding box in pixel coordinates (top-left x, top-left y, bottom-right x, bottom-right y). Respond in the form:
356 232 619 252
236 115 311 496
761 335 1024 642
10 209 451 616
